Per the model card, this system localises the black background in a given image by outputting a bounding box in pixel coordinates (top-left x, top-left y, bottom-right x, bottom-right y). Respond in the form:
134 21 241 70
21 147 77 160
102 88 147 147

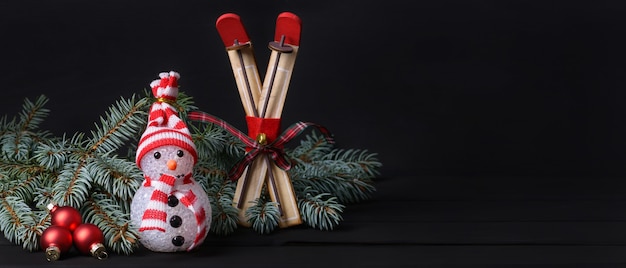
3 0 626 178
3 0 626 266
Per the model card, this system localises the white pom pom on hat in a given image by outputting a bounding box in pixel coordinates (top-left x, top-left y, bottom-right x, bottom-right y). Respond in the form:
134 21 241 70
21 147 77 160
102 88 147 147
150 71 180 101
135 71 197 168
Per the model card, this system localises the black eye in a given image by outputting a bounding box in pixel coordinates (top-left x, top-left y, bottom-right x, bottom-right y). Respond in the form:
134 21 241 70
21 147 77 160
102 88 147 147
177 150 184 157
153 152 161 159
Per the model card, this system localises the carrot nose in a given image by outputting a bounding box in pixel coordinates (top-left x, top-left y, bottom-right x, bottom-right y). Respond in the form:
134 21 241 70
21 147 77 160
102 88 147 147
167 160 177 170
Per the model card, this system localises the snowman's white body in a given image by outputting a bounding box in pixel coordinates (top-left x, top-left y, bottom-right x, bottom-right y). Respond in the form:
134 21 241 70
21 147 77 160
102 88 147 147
130 145 211 252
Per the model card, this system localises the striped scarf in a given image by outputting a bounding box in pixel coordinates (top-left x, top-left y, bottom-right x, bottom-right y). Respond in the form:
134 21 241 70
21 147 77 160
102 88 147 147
139 173 208 250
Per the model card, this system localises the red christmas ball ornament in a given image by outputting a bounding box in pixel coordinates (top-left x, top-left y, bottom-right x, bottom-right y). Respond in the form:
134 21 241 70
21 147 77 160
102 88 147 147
73 223 108 260
40 225 73 261
47 203 82 232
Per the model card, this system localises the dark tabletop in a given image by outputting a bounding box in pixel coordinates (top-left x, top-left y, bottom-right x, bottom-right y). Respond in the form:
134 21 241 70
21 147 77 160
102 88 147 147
3 175 626 267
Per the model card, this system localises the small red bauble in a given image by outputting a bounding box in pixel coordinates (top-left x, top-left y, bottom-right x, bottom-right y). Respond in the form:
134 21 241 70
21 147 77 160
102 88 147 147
48 203 82 232
40 225 73 261
73 223 108 260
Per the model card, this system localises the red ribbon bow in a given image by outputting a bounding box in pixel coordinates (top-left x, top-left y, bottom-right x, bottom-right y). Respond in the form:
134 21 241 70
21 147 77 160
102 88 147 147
187 111 334 181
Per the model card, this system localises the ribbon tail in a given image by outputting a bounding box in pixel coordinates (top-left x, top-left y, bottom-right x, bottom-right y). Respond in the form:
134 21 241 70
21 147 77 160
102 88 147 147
269 149 292 171
227 150 260 181
272 121 335 148
188 111 257 148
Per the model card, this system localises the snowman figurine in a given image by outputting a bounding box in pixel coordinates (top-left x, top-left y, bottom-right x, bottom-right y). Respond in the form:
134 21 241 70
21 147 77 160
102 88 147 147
130 71 211 252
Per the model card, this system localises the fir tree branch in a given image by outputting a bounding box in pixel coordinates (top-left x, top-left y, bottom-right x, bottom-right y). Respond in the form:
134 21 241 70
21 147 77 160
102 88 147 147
0 175 39 201
298 190 345 231
208 194 239 236
0 92 383 253
194 162 229 181
323 149 382 178
290 148 379 204
88 95 149 154
87 155 142 203
246 198 280 235
18 95 50 132
2 95 52 162
287 130 334 163
0 196 48 251
53 161 92 207
195 167 239 236
33 183 55 210
33 134 80 172
0 160 48 176
82 193 139 255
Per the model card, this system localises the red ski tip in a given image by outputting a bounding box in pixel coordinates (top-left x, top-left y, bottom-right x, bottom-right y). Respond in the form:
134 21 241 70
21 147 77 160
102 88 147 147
216 13 251 47
275 12 302 46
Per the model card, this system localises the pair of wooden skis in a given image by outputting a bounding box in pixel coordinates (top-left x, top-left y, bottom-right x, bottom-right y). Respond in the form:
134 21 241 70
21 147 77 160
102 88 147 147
216 12 302 227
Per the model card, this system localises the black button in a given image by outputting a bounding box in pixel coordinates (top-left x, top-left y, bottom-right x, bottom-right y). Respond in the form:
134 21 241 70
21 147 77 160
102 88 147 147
168 195 179 207
170 215 182 228
172 236 184 246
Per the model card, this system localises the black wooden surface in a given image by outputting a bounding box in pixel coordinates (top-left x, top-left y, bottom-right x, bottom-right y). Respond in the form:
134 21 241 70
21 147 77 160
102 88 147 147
3 175 626 267
3 0 626 267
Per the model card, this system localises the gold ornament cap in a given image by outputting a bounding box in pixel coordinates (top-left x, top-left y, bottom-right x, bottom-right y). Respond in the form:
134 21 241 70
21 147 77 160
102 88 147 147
90 243 108 260
45 246 60 262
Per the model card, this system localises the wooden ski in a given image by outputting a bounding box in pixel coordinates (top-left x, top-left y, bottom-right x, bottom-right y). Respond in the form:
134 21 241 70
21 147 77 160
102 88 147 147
216 13 262 117
259 12 302 227
216 13 267 227
216 12 303 228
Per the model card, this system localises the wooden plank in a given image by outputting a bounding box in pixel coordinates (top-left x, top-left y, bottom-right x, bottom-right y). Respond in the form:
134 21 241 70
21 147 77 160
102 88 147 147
2 238 626 267
201 220 626 247
5 176 626 265
373 175 626 200
342 199 626 222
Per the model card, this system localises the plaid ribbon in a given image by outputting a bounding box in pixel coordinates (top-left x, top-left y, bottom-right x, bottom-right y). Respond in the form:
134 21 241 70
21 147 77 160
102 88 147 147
188 111 334 180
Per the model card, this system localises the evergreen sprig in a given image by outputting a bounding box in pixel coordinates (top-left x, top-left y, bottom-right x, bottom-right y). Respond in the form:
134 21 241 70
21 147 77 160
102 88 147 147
0 92 382 255
246 198 281 235
0 94 148 255
299 190 345 231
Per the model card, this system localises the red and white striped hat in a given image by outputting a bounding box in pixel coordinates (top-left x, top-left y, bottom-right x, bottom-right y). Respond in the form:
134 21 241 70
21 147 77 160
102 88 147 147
135 71 197 168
